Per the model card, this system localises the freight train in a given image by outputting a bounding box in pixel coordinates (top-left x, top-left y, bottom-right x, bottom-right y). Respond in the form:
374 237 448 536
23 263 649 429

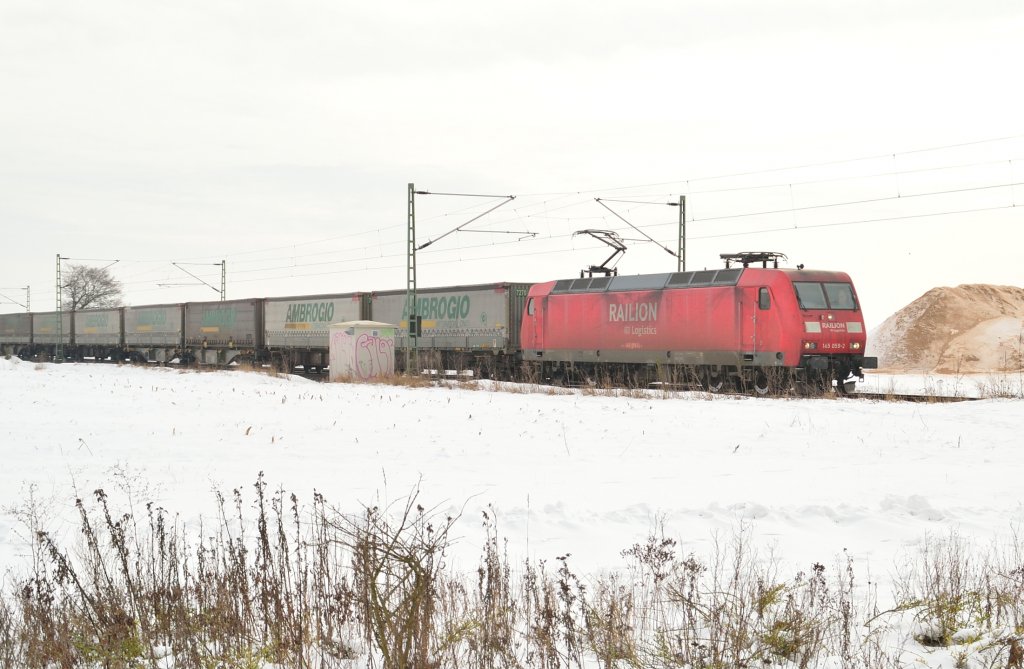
0 253 877 393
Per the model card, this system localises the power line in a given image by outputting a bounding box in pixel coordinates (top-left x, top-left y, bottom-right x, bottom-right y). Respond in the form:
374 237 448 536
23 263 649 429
687 181 1024 224
692 204 1018 240
122 197 1021 294
511 133 1024 197
28 134 1024 302
75 137 1024 277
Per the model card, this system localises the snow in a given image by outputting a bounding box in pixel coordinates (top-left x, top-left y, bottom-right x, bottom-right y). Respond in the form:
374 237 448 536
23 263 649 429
2 358 1023 665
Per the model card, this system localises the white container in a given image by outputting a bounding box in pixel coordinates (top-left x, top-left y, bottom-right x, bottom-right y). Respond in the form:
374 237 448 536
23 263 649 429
328 321 397 381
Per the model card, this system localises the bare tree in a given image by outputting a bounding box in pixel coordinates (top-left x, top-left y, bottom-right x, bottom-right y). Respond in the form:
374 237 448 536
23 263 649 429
62 264 123 311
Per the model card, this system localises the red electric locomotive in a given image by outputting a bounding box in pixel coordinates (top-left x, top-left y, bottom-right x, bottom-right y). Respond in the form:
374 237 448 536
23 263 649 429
519 252 878 393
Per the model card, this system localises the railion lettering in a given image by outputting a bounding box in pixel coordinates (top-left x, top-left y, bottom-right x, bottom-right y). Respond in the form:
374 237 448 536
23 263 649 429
608 302 658 323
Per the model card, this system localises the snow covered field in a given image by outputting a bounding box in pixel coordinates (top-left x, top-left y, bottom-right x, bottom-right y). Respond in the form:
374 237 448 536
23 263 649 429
1 359 1020 577
1 358 1022 666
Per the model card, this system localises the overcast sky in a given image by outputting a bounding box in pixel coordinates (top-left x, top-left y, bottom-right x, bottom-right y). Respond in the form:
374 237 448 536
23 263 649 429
1 0 1021 326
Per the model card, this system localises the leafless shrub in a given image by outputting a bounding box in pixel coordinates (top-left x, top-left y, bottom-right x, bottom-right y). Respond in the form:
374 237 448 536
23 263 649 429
585 573 637 668
888 528 1024 667
331 485 459 669
978 372 1024 399
4 486 1024 668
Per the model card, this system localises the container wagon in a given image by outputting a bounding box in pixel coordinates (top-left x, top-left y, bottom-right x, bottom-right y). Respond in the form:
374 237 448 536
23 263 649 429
74 307 125 361
263 292 370 372
0 312 31 358
124 304 185 363
370 282 532 377
183 299 263 365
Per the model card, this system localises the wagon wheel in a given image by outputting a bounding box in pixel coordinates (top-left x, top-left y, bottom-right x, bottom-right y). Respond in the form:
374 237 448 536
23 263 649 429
704 366 726 393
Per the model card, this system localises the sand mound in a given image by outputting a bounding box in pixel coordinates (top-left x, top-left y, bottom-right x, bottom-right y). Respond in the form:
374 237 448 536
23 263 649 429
868 284 1024 373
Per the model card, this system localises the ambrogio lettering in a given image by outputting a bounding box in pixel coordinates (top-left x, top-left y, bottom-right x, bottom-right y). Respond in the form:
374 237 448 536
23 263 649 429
402 295 471 320
286 302 336 323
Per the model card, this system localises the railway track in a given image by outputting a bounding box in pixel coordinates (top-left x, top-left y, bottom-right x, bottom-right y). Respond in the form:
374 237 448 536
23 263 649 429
848 391 979 403
67 359 984 402
700 387 980 402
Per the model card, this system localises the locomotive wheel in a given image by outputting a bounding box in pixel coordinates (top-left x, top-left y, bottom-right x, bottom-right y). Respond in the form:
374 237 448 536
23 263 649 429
703 366 726 393
837 375 857 394
752 370 771 395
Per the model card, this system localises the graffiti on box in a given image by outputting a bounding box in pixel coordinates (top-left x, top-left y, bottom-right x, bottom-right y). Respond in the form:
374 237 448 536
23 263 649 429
332 328 395 380
354 332 395 379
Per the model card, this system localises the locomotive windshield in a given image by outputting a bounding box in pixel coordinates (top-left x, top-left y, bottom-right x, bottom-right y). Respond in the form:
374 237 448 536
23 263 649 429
794 281 858 310
823 282 857 309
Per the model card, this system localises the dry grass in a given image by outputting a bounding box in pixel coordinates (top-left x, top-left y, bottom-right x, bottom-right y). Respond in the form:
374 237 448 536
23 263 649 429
331 372 436 388
3 482 1023 668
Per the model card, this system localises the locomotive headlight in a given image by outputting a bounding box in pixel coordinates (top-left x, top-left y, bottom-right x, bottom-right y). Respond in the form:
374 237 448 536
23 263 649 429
803 341 817 350
851 342 861 350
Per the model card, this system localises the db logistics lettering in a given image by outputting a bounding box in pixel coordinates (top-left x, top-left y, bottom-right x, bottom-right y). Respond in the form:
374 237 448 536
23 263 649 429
286 302 335 323
608 302 658 323
84 313 108 327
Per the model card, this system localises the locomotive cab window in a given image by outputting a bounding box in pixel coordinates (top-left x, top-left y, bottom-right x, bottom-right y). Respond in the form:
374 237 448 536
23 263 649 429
758 287 771 310
794 281 858 310
526 298 535 316
793 282 828 310
823 283 857 310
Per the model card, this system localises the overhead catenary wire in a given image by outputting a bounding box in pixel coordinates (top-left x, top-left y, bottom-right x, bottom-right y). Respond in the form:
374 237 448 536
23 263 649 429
684 180 1024 224
28 191 1021 303
509 133 1024 197
37 175 1024 297
16 133 1020 307
691 203 1019 240
159 134 1024 268
122 198 1021 294
94 136 1024 276
594 198 677 257
131 178 1021 283
0 291 28 309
